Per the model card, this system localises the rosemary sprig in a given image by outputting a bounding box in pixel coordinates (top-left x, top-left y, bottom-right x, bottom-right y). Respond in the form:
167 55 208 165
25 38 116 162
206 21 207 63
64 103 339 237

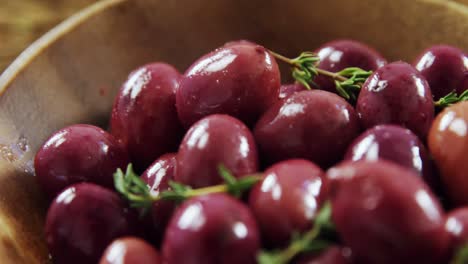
434 90 468 108
451 243 468 264
269 50 370 101
114 164 262 215
257 201 335 264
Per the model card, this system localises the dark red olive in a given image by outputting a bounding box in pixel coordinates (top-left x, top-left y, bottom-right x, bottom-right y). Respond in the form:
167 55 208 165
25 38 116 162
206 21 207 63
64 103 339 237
45 183 139 264
344 124 439 191
249 159 326 247
294 246 353 264
279 83 306 99
99 237 161 264
162 193 260 264
254 90 360 168
314 39 386 93
356 61 434 139
176 114 258 188
328 160 449 264
110 63 184 171
176 41 280 128
35 124 129 198
140 153 177 242
445 208 468 256
414 45 468 100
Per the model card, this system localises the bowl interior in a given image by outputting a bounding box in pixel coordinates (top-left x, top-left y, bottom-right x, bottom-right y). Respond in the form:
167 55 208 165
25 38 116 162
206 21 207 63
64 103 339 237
1 0 468 262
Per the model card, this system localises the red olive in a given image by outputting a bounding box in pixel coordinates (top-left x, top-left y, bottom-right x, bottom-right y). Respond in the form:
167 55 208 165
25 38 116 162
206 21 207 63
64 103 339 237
294 246 353 264
99 237 161 264
344 124 439 192
314 39 386 93
328 160 449 264
445 207 468 257
414 45 468 100
110 63 184 171
35 124 129 198
428 101 468 205
176 41 280 128
45 183 139 264
279 83 306 99
176 114 258 188
140 153 177 242
162 193 260 264
254 90 360 168
356 61 434 139
249 159 326 247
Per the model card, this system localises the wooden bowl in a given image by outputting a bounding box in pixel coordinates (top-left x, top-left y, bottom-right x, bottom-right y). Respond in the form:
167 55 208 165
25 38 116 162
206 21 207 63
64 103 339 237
1 0 468 262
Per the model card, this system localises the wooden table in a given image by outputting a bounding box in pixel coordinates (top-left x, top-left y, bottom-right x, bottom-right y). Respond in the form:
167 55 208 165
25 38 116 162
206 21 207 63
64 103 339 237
0 0 96 72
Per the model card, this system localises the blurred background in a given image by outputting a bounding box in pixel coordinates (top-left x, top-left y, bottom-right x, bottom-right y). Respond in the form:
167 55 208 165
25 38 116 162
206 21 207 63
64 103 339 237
0 0 96 72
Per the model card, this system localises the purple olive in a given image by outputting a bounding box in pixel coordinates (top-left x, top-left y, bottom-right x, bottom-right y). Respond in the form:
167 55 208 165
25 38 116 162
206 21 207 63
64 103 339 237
99 237 161 264
35 124 129 198
294 246 353 264
176 114 258 188
344 124 439 191
110 63 184 171
162 193 260 264
328 160 449 264
140 153 177 242
414 45 468 100
314 39 386 93
254 90 360 168
249 159 326 247
445 208 468 255
176 41 280 128
356 61 434 139
45 183 139 264
279 83 306 99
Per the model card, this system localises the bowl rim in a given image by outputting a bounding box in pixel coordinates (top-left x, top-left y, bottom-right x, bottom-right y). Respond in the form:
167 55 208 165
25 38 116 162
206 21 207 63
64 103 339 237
1 0 468 97
0 0 125 95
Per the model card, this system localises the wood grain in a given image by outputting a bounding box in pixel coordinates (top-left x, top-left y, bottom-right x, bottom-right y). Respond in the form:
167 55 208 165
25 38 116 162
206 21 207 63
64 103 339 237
0 0 96 72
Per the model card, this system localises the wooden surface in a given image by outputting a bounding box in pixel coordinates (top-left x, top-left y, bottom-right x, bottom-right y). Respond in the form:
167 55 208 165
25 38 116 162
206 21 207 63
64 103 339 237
0 0 468 263
0 0 96 72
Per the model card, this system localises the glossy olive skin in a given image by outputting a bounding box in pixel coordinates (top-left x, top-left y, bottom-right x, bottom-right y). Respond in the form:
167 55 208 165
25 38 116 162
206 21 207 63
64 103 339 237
314 39 386 93
254 90 360 168
45 183 139 264
328 161 449 264
414 45 468 100
279 83 306 99
141 153 177 242
445 208 468 256
356 61 434 139
429 101 468 205
176 114 258 188
99 237 161 264
344 124 438 190
35 124 129 198
110 63 184 171
295 246 353 264
176 41 280 128
249 159 326 247
162 193 260 264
